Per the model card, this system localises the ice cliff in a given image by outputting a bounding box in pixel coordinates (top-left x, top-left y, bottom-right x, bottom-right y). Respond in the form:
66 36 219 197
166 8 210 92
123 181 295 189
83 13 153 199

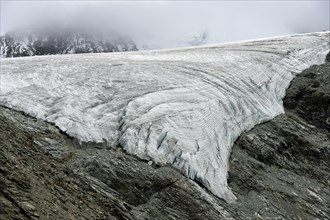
1 32 329 203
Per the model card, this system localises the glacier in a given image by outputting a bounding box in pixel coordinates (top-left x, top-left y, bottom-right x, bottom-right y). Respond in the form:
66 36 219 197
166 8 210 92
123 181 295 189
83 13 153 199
0 32 329 203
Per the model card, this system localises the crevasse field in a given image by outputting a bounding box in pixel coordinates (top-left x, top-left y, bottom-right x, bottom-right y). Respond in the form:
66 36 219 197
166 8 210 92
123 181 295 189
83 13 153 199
1 32 329 203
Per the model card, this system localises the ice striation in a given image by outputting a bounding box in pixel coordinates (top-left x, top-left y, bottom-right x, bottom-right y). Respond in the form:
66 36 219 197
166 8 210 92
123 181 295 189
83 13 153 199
0 32 329 203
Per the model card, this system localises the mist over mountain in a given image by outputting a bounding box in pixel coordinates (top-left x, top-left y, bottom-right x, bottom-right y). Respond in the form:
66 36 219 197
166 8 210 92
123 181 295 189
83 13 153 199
2 1 328 55
0 23 210 57
135 31 209 50
1 1 328 58
0 24 138 58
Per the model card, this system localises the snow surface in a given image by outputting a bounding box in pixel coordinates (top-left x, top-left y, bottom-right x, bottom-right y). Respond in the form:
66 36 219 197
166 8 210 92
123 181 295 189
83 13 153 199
1 32 329 203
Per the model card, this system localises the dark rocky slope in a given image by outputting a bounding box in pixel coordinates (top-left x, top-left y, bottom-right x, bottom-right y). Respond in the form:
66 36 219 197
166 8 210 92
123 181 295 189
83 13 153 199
0 53 329 219
0 108 230 219
227 52 330 219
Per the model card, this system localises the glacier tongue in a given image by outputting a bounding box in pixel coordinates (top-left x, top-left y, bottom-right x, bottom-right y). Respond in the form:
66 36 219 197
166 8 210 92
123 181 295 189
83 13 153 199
1 32 329 203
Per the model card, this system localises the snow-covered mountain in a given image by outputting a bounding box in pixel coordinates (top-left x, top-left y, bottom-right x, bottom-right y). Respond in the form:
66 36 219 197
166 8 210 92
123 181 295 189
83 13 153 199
0 27 137 58
0 32 329 203
136 31 209 50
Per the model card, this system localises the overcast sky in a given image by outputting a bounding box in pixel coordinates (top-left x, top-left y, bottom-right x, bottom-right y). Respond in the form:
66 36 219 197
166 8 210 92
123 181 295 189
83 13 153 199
1 1 329 45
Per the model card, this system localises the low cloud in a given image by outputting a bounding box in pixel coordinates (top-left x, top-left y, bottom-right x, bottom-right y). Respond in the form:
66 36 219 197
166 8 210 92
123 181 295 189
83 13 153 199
1 1 329 46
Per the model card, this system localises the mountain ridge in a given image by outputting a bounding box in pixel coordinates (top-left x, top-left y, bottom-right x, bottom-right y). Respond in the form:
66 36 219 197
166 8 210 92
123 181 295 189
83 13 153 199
0 27 137 58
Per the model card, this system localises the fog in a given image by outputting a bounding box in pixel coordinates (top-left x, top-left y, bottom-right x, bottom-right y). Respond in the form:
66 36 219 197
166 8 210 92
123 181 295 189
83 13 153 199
1 1 329 46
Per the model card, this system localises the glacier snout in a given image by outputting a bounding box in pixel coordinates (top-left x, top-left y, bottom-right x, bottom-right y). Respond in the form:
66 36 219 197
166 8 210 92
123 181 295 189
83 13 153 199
0 32 329 203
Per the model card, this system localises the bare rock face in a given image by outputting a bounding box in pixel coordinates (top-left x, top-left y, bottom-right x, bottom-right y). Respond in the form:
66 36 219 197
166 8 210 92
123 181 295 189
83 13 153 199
226 53 330 219
0 106 232 220
284 59 330 131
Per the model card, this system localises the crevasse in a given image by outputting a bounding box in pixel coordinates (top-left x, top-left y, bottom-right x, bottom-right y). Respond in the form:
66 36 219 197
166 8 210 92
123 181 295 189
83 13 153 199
1 32 329 203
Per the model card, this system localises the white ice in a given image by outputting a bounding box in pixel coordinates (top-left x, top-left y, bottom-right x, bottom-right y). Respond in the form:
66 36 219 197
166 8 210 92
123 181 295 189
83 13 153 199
1 32 329 203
